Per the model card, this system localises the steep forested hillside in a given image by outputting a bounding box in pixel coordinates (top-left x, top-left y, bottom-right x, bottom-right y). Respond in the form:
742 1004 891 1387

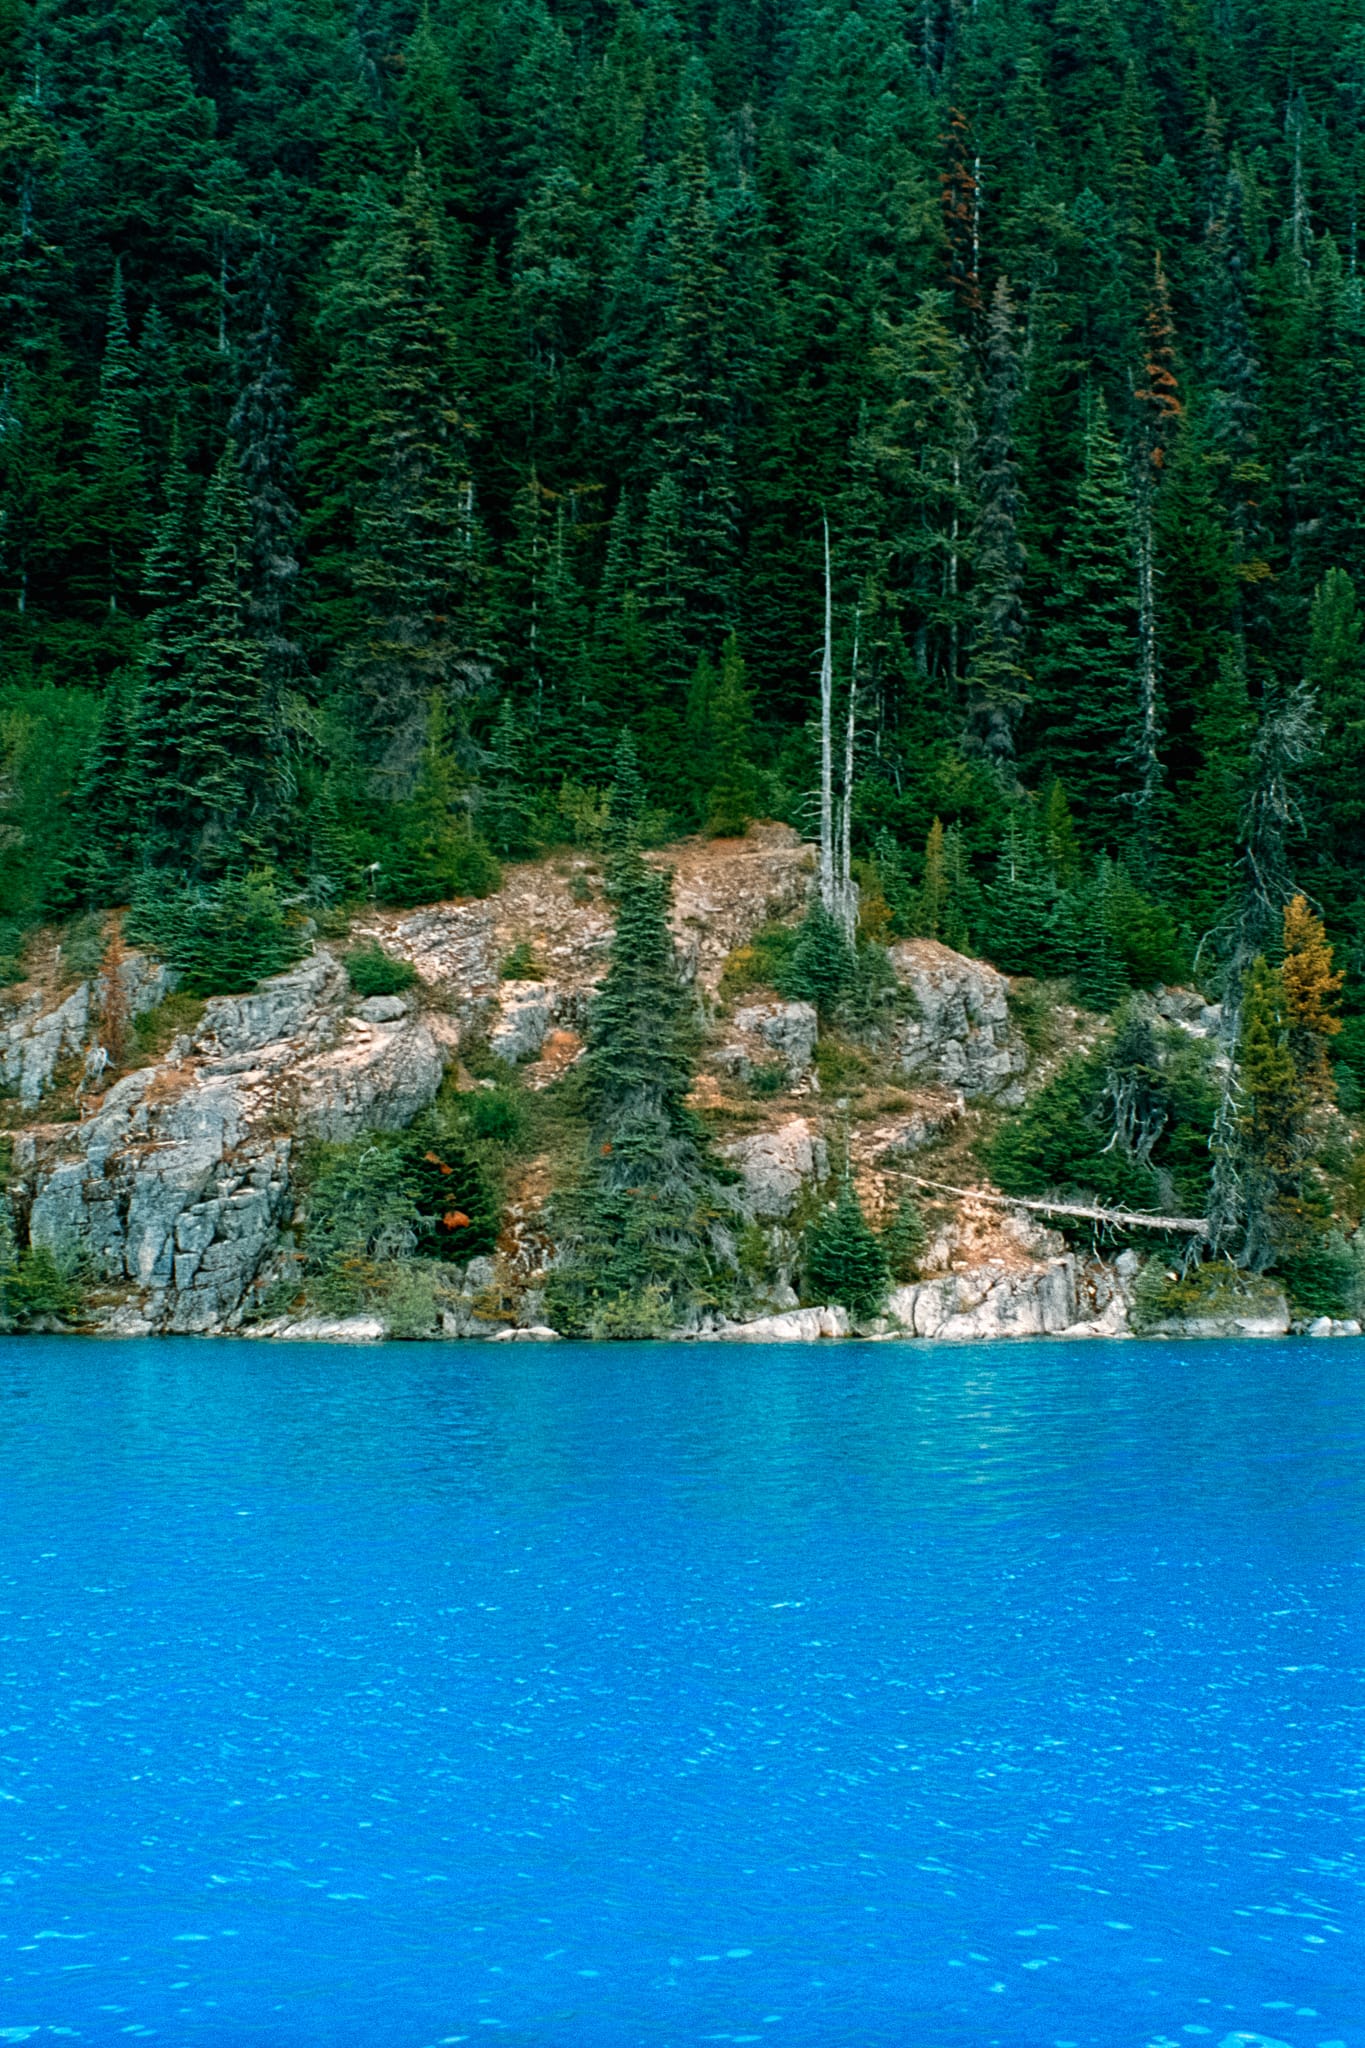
3 3 1365 1126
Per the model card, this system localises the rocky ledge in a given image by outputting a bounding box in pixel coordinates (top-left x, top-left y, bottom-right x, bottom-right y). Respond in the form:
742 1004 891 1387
0 830 1304 1344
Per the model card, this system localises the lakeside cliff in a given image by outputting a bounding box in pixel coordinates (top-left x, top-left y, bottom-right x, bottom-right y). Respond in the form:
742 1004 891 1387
4 825 1351 1344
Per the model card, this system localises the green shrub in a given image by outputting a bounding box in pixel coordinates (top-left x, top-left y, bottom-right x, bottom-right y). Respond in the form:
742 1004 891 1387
882 1194 927 1282
1006 978 1060 1054
406 1126 501 1259
126 870 308 996
748 1061 786 1096
1 1243 86 1328
778 902 856 1014
1097 863 1190 987
988 1022 1218 1222
381 1262 445 1339
1130 1258 1288 1332
344 943 417 998
462 1087 525 1148
129 991 207 1066
802 1178 889 1319
500 940 540 980
58 911 107 980
719 921 799 1001
299 1122 501 1306
1276 1229 1365 1320
0 919 28 987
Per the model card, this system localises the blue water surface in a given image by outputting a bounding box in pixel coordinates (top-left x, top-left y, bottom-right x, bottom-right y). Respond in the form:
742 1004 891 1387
0 1335 1362 2048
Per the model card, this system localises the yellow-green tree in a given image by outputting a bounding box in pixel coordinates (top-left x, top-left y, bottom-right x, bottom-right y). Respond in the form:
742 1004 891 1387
1281 893 1343 1099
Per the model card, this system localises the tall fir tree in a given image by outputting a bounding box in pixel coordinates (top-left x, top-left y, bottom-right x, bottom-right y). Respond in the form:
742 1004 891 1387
1028 395 1140 848
965 276 1028 764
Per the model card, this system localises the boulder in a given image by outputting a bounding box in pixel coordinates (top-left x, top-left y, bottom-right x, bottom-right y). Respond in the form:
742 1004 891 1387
195 954 343 1057
489 979 560 1064
867 1092 965 1160
0 981 92 1106
267 1316 387 1343
732 999 818 1078
356 994 408 1023
889 1260 1081 1340
721 1115 829 1220
294 1018 444 1142
888 941 1027 1101
712 1305 850 1341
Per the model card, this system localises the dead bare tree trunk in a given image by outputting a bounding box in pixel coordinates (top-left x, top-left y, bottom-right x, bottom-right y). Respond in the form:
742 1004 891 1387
836 609 860 944
819 516 836 918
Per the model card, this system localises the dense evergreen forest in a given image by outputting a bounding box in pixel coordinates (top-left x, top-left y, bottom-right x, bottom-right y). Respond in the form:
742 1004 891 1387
4 0 1365 1076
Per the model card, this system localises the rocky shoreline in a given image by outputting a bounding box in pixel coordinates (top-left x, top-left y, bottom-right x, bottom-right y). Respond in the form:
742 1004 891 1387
1 830 1348 1346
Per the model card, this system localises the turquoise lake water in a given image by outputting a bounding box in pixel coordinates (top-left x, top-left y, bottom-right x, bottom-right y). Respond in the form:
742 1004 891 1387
0 1334 1362 2047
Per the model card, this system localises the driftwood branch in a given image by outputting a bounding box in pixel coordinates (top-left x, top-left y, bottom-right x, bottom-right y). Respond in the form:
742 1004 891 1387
901 1172 1209 1237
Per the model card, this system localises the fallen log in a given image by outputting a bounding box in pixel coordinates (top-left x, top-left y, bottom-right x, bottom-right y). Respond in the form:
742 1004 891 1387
901 1172 1209 1237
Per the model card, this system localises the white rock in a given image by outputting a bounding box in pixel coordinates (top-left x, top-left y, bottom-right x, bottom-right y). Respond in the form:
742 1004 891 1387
489 980 559 1063
356 994 408 1023
0 980 91 1106
732 1000 818 1077
714 1305 850 1341
721 1115 829 1220
870 1093 965 1160
888 941 1028 1100
888 1259 1080 1340
1307 1315 1335 1337
195 954 343 1057
294 1019 443 1142
272 1316 386 1343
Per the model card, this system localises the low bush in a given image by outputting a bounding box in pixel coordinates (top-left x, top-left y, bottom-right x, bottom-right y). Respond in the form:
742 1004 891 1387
462 1087 525 1148
58 911 107 981
344 944 417 999
0 920 27 987
1130 1258 1287 1332
500 940 541 980
0 1242 86 1328
126 870 308 996
719 921 799 1002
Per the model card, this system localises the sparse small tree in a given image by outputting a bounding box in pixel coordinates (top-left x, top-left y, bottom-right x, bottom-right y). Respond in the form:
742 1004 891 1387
803 1176 889 1320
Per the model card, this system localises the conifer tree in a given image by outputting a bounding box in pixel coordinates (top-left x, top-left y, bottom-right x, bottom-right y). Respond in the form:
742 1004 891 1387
705 632 756 835
546 846 721 1336
86 261 147 632
965 276 1028 762
67 669 140 908
341 162 486 796
1302 568 1365 918
803 1174 889 1321
606 729 648 845
173 447 277 872
230 270 301 715
1029 395 1140 848
1177 642 1254 937
381 700 499 904
1281 894 1343 1101
1237 955 1304 1272
127 432 197 869
481 697 538 857
984 810 1059 973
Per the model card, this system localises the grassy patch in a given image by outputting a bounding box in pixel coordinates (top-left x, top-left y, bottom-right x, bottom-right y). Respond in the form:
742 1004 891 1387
128 992 207 1069
719 921 799 1004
